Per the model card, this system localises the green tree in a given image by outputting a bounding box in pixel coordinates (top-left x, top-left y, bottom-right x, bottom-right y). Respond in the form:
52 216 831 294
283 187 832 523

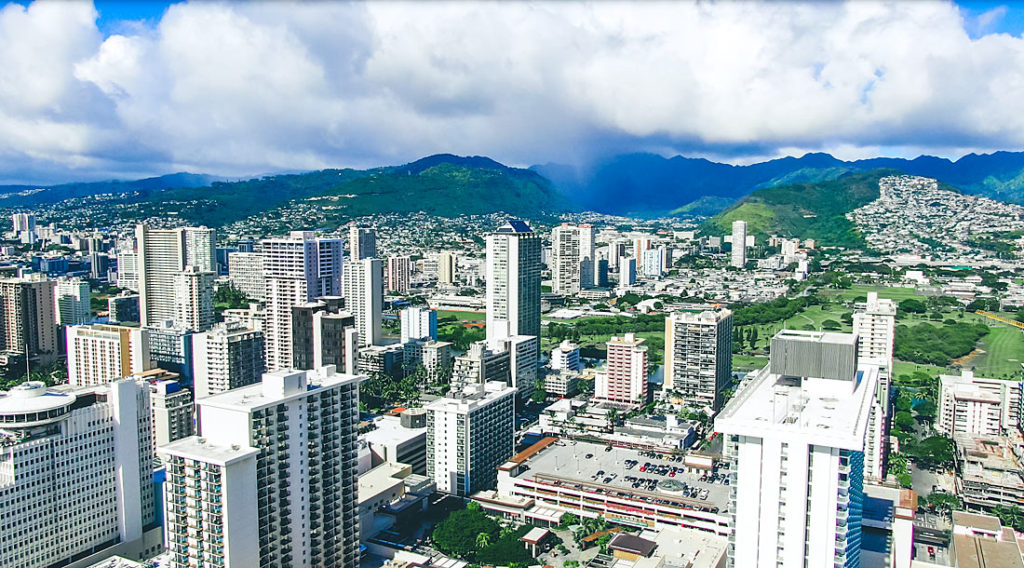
475 532 491 549
899 298 927 314
894 411 915 431
431 506 499 560
214 283 250 310
907 436 956 470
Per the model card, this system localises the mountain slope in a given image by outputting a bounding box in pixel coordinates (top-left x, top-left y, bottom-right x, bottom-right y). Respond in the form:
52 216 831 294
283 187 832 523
132 155 568 227
0 173 222 208
534 150 1024 216
704 170 899 247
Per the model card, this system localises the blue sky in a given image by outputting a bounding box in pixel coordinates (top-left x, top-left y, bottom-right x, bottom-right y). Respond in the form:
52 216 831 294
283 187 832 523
2 1 1024 183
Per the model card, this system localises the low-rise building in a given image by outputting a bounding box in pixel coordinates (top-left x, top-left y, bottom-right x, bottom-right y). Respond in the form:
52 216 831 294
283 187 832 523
939 370 1022 437
362 409 428 475
949 511 1024 568
543 369 580 398
358 462 435 540
954 434 1024 512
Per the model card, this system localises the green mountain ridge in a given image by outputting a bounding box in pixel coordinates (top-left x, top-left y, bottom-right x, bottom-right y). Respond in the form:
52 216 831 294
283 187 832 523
704 170 901 248
127 157 568 228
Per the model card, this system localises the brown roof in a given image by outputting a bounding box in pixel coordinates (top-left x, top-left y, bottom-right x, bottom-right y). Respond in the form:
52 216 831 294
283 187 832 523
510 437 558 464
953 511 1003 533
608 533 658 557
582 527 622 543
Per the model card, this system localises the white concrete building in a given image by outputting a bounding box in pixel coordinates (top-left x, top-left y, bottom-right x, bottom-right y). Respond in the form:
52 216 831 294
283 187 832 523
853 292 897 481
939 370 1022 437
172 266 214 332
400 307 437 344
426 381 516 496
730 220 747 268
550 340 582 372
116 249 140 292
136 225 215 327
438 251 456 285
343 258 383 347
619 257 637 289
551 224 583 295
192 322 266 399
596 333 648 406
386 255 411 294
642 248 663 279
67 324 153 387
486 219 541 356
664 307 734 411
160 366 363 568
0 379 155 568
262 231 343 370
226 251 265 302
403 339 453 382
716 330 878 568
54 276 91 325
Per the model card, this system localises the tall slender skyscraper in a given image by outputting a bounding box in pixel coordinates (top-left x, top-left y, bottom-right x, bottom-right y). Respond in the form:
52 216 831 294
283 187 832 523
343 258 383 347
716 330 877 568
262 231 343 371
730 220 747 268
54 276 91 325
0 275 57 362
854 292 897 480
438 251 457 285
485 219 541 355
160 367 363 568
348 226 377 261
386 255 411 294
173 266 215 332
664 307 734 411
551 224 582 295
137 225 216 327
192 321 266 399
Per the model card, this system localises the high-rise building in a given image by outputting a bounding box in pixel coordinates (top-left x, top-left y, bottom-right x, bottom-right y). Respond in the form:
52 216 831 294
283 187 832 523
486 219 541 355
11 212 36 244
664 308 734 411
173 266 215 332
290 298 358 373
116 248 140 291
730 220 747 268
349 226 377 261
425 381 516 496
550 339 583 372
938 370 1022 437
403 339 453 382
107 293 141 323
0 275 57 362
160 366 363 568
400 306 437 343
386 255 411 294
192 321 266 399
579 224 596 288
505 335 539 400
551 224 582 295
642 248 663 279
618 256 637 289
146 322 196 385
438 252 456 285
343 258 383 347
0 379 155 568
262 231 344 371
150 379 194 453
853 292 896 480
54 276 91 325
227 251 265 301
716 330 877 568
596 333 649 405
136 225 215 327
67 324 153 387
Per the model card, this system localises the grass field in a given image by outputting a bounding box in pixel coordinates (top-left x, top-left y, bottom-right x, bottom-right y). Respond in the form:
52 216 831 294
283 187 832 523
733 355 769 371
971 324 1024 379
893 361 949 380
436 309 485 322
817 284 923 302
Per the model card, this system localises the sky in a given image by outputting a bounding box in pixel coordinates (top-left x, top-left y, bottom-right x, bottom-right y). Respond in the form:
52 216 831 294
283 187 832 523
2 1 1024 184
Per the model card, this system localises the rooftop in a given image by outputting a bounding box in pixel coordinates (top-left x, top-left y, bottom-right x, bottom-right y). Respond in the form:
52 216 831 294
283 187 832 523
198 367 363 412
159 436 259 466
715 361 879 450
0 381 76 414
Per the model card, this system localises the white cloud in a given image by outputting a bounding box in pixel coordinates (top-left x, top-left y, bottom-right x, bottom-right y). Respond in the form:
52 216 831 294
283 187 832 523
2 0 1024 182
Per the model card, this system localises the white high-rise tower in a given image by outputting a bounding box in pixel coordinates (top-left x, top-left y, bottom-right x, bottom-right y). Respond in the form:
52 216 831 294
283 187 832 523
664 307 734 411
551 224 582 295
137 225 215 327
716 330 878 568
262 231 344 370
485 219 541 355
343 257 383 347
853 292 897 480
730 220 747 268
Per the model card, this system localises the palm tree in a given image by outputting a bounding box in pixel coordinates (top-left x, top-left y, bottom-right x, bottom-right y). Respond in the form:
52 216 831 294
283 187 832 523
476 532 491 548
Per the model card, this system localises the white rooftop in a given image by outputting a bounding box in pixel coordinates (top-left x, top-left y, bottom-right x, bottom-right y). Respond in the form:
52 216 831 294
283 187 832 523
198 367 363 411
0 381 76 414
160 436 259 466
715 361 879 450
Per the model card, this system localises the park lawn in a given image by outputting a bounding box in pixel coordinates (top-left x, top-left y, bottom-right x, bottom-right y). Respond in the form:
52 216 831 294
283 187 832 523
893 361 948 380
436 310 485 322
746 304 853 349
818 284 923 302
971 324 1024 379
733 355 769 371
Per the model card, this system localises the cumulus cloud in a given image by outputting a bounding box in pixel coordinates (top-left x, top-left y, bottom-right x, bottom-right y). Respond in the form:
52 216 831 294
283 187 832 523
2 0 1024 183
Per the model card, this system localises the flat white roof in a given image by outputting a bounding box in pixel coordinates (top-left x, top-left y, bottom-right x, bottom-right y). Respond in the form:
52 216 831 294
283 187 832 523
160 436 259 466
715 362 878 450
363 416 425 446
